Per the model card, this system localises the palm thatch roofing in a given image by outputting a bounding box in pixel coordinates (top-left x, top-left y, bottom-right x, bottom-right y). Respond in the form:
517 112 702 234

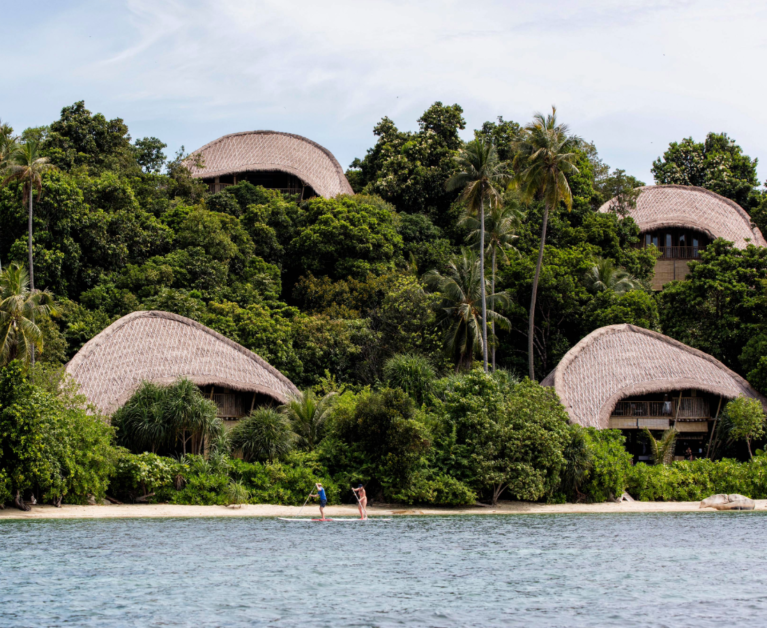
186 130 354 198
598 185 766 248
541 324 767 428
65 311 300 415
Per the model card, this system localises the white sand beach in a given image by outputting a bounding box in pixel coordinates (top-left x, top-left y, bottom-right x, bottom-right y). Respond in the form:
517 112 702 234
2 500 765 520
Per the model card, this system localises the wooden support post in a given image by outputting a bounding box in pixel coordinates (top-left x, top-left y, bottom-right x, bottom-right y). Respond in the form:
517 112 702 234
210 385 214 399
250 392 256 414
706 395 724 459
672 390 683 430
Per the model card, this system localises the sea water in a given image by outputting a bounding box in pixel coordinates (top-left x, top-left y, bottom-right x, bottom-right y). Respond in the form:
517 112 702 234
1 513 766 627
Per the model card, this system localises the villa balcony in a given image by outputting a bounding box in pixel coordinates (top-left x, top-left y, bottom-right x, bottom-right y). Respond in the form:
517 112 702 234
608 398 710 432
655 245 703 260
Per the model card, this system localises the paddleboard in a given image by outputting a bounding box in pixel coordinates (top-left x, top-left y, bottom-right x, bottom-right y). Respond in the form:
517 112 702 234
277 517 392 522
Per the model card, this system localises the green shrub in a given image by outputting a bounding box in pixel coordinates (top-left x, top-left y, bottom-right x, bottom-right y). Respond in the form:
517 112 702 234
627 453 767 501
383 353 436 405
230 454 338 505
226 481 250 506
169 473 229 505
109 451 179 502
581 429 633 502
0 361 118 506
725 395 766 458
394 471 476 506
320 388 429 499
229 408 295 463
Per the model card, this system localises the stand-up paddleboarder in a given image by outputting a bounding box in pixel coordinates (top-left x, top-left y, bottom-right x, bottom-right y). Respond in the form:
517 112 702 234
352 484 367 519
312 483 328 520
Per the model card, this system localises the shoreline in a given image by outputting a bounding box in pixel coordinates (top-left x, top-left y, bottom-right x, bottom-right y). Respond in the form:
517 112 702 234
2 499 765 520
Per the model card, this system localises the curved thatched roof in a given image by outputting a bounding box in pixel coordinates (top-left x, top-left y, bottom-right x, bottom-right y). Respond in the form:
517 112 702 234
187 130 354 198
598 185 766 248
65 311 300 415
541 324 766 428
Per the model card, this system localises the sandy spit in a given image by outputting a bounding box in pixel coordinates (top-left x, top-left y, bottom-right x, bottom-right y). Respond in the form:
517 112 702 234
2 500 766 520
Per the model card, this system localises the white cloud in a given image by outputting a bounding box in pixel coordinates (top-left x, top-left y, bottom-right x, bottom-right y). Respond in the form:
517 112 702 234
2 0 766 183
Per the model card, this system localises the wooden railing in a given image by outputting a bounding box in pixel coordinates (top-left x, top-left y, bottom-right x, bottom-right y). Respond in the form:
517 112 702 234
653 246 702 260
611 398 710 419
212 393 246 419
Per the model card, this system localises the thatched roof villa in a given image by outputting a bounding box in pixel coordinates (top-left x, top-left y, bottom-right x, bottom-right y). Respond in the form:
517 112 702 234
186 130 354 199
65 311 299 421
599 185 766 289
543 324 767 461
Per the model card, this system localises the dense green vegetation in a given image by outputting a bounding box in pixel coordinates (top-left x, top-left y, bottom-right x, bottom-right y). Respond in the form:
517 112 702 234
1 100 767 509
4 361 765 509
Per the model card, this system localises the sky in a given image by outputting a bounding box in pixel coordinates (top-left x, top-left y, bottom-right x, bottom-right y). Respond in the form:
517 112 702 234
2 0 766 185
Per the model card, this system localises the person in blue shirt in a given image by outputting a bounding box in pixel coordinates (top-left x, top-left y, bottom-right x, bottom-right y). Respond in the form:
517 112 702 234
312 483 327 520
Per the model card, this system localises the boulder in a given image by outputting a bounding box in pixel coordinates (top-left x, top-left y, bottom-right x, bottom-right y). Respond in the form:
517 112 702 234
700 494 755 511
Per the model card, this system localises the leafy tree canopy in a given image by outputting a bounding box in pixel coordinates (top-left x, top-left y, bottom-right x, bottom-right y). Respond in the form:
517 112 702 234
43 101 136 174
651 132 760 210
347 102 465 225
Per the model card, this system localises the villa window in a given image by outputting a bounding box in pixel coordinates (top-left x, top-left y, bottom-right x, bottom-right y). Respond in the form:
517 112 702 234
639 228 710 259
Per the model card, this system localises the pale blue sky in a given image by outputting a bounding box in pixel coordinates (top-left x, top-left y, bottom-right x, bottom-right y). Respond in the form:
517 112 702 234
3 0 766 185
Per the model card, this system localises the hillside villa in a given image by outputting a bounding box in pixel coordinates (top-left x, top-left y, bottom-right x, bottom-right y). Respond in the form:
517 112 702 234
186 130 354 200
542 324 767 461
64 311 300 429
599 185 766 289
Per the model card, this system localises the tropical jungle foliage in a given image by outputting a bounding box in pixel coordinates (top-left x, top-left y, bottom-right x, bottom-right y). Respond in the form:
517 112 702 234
1 101 767 509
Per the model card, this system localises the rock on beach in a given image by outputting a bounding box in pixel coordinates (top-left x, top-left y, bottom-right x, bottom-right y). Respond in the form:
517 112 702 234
699 494 755 511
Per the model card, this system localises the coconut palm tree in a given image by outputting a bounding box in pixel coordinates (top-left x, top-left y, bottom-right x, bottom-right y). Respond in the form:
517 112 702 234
513 107 579 380
0 122 18 273
2 140 57 295
281 389 336 451
446 140 509 372
0 262 56 366
0 120 16 173
584 258 644 294
462 199 524 369
424 249 510 372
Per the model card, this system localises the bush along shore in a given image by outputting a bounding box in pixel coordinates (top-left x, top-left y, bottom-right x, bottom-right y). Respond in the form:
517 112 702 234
3 362 767 510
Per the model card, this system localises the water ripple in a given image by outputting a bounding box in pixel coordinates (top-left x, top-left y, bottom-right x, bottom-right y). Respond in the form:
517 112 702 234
1 513 766 627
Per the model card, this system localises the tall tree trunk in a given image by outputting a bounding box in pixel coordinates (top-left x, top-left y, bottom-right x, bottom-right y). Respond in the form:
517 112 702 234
28 190 35 366
491 247 496 372
479 195 488 373
528 203 549 380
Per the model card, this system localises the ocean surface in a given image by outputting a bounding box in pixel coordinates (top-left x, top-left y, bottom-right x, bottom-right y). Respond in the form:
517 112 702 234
1 512 766 627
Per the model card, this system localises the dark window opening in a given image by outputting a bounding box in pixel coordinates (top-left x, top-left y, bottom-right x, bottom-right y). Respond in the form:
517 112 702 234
639 228 710 259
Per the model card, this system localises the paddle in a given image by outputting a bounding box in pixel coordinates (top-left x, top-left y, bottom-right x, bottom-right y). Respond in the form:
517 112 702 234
296 489 314 518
